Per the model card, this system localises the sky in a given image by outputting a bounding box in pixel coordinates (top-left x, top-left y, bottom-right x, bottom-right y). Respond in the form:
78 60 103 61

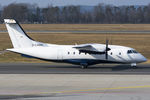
0 0 150 7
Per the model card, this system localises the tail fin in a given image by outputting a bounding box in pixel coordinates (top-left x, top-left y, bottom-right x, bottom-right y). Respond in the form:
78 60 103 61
4 19 34 48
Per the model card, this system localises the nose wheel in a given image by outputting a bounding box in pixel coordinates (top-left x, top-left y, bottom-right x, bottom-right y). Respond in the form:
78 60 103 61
131 63 137 68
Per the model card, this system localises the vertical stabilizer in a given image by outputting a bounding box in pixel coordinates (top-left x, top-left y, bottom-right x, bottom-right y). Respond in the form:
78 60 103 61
4 19 34 48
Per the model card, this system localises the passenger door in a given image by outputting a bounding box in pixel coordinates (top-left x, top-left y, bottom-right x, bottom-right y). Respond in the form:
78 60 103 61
57 49 63 60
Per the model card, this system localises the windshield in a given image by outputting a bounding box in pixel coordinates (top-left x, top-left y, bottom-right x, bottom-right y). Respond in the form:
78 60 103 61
127 50 138 54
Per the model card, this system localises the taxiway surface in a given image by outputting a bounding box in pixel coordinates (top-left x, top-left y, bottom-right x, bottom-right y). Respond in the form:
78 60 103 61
0 63 150 74
0 63 150 100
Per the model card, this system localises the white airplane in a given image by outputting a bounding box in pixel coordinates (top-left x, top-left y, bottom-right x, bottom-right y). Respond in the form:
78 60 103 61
4 19 147 68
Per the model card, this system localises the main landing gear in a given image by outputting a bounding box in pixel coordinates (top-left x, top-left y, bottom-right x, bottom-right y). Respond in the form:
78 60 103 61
81 65 88 69
80 63 88 69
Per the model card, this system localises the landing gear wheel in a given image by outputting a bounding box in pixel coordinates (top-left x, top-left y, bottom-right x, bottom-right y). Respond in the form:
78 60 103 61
133 66 137 69
131 63 137 69
81 65 88 69
80 63 88 69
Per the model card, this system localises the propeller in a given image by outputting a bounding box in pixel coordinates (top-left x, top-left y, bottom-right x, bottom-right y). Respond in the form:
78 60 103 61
105 39 111 60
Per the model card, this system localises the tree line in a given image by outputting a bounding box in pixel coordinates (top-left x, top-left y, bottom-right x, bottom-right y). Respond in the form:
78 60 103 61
1 3 150 24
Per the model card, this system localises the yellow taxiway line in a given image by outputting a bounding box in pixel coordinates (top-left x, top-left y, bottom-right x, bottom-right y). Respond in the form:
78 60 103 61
49 85 150 94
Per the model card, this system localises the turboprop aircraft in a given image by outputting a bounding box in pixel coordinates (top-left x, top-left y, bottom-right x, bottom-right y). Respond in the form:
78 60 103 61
4 19 147 68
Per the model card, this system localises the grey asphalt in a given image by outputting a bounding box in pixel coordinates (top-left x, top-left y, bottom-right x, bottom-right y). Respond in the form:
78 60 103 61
0 63 150 100
1 30 150 34
0 63 150 74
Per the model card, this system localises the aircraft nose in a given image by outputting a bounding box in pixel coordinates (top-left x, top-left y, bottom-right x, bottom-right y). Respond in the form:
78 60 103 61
138 54 147 63
142 56 147 62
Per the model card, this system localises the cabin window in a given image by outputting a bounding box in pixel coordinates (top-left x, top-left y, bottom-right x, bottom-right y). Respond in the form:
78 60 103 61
79 52 81 55
73 52 75 55
110 52 113 55
68 52 70 54
119 52 121 55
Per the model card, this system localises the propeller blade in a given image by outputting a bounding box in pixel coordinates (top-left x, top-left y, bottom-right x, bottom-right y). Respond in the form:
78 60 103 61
105 39 109 59
105 52 108 59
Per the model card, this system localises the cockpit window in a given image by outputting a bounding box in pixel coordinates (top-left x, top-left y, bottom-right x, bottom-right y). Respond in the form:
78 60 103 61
127 50 132 54
127 50 138 54
132 50 138 53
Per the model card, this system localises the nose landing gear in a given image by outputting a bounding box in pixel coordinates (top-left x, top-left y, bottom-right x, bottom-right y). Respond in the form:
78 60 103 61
131 63 137 68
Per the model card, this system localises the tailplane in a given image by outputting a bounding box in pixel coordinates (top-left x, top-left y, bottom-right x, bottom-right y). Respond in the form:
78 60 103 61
4 19 34 48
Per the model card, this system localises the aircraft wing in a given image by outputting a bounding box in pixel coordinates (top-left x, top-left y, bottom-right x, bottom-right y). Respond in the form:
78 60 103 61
73 44 106 54
73 44 93 49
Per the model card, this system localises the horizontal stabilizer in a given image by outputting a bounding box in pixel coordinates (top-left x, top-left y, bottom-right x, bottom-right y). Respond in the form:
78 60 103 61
0 50 9 55
4 19 17 24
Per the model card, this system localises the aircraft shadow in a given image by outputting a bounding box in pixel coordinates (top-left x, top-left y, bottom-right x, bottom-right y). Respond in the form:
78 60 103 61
86 64 150 71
